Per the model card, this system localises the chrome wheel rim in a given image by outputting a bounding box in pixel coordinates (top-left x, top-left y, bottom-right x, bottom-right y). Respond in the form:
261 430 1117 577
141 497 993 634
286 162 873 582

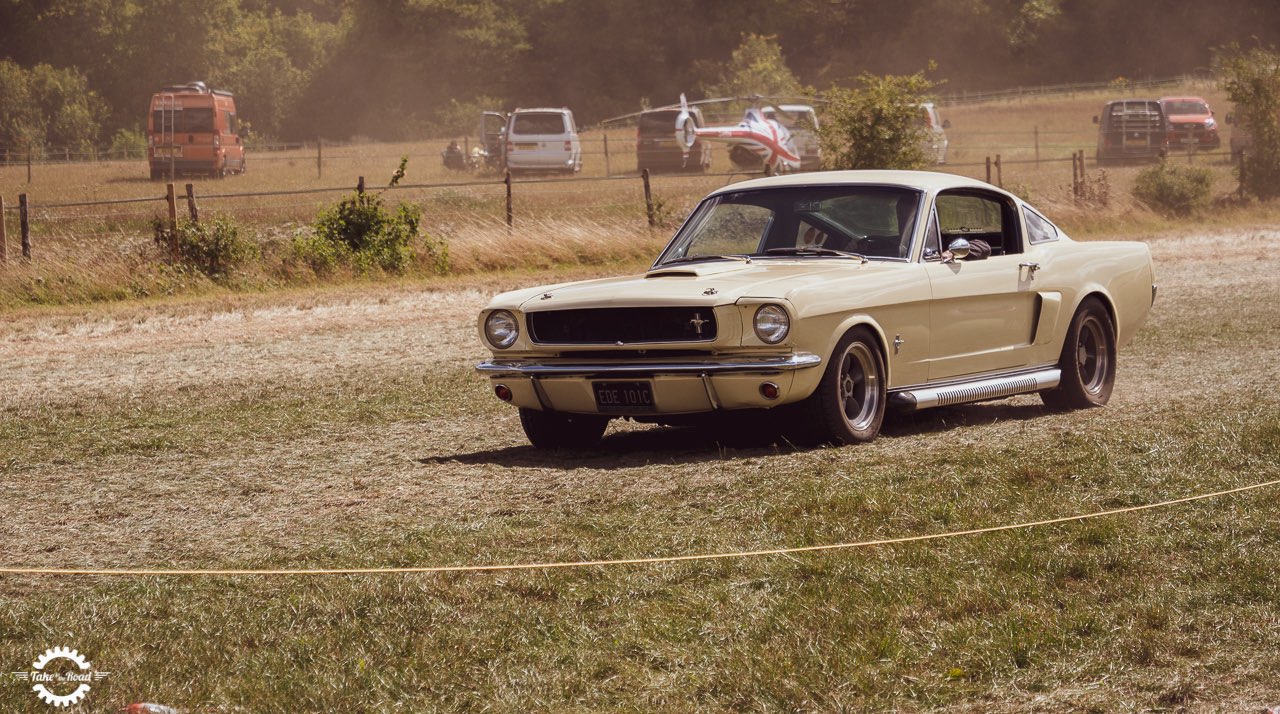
838 342 880 432
1077 315 1110 395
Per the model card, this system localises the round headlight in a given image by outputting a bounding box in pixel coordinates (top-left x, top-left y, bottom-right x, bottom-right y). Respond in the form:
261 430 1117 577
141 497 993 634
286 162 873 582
484 310 519 349
754 304 790 344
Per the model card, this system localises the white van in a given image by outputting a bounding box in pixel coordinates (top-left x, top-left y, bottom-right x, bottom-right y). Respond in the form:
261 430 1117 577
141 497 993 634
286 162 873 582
505 107 582 175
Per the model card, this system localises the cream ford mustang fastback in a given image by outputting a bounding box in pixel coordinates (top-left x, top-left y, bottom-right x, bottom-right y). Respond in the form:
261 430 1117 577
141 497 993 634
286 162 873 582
477 170 1155 449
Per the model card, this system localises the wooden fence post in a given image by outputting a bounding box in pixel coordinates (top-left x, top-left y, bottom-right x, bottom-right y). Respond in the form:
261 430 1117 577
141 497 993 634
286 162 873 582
995 154 1003 187
165 183 178 259
0 195 7 264
642 168 655 227
603 135 611 177
27 148 33 184
316 139 323 180
1238 150 1247 199
357 175 365 195
19 194 31 259
185 183 199 223
1072 152 1080 199
985 156 992 184
1034 126 1040 168
504 171 513 229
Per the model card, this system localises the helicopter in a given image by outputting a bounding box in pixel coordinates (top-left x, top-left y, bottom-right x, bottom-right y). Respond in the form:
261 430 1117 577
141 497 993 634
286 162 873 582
603 94 818 174
675 93 804 174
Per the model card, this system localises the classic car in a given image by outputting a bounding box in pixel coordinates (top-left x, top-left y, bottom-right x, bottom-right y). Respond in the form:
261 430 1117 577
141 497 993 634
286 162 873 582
476 170 1156 449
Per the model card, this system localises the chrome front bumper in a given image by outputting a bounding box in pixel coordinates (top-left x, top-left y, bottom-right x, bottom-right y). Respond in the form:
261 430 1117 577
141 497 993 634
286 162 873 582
476 352 822 377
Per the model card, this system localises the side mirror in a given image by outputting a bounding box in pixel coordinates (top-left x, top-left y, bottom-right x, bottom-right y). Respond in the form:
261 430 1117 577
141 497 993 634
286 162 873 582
942 119 952 130
945 238 970 262
1092 115 1099 124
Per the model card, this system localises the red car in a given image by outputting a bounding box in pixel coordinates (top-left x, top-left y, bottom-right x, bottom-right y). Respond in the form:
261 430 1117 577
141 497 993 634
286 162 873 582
1158 96 1221 151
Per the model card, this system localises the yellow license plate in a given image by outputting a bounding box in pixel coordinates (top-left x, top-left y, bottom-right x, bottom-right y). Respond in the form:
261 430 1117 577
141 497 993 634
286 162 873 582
155 147 183 158
515 143 538 150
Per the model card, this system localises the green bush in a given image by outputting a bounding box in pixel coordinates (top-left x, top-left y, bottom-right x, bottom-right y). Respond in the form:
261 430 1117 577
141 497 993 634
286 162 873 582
312 192 447 275
1215 45 1280 200
819 67 938 170
173 216 258 280
108 128 147 161
1131 161 1213 216
291 230 350 276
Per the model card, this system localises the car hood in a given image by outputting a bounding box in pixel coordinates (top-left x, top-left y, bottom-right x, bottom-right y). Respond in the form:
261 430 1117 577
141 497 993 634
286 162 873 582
491 259 896 312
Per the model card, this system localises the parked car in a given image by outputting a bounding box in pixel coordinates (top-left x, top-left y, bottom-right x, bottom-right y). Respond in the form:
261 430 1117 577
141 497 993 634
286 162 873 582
1158 96 1221 151
636 107 711 173
919 103 950 164
763 104 822 170
505 107 582 175
476 170 1156 449
1094 99 1167 164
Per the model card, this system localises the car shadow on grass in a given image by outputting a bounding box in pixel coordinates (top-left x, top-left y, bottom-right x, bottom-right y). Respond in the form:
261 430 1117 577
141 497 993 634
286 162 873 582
419 401 1053 469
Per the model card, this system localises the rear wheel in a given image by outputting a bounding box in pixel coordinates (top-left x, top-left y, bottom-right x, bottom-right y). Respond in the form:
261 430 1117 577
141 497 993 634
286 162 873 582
807 327 886 444
1041 297 1116 410
519 408 609 450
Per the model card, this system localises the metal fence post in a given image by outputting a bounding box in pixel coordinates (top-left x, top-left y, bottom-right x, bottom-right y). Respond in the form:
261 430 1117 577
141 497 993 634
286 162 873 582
642 168 655 227
27 148 32 184
604 135 611 177
19 194 31 259
0 195 7 264
185 183 199 223
504 171 513 229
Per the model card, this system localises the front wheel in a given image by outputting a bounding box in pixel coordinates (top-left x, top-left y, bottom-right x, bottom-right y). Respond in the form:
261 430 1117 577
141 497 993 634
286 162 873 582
808 327 887 444
1041 297 1116 410
519 408 609 450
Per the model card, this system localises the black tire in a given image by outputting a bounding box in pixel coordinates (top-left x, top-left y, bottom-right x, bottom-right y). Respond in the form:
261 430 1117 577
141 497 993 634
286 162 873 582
519 408 609 450
1041 297 1116 410
807 327 887 444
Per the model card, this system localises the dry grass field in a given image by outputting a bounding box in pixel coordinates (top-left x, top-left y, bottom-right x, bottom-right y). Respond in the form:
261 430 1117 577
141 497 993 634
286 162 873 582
1 81 1278 711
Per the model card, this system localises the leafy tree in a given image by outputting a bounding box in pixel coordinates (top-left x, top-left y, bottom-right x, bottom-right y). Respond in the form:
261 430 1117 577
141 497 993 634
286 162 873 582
0 60 104 153
1215 44 1280 200
818 68 938 170
704 33 801 99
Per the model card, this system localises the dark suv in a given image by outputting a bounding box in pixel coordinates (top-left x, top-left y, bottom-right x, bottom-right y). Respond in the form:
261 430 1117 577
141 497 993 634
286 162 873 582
1094 99 1168 164
637 107 711 173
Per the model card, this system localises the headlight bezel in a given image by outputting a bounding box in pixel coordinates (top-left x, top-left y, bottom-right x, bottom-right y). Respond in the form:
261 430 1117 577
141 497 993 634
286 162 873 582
753 303 791 344
484 309 520 349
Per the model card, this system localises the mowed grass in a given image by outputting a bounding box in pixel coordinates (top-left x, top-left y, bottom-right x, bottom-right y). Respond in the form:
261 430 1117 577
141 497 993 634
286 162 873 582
1 230 1279 711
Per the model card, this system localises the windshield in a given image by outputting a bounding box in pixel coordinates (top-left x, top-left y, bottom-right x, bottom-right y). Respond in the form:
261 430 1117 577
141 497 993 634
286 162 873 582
656 186 922 265
1163 101 1209 116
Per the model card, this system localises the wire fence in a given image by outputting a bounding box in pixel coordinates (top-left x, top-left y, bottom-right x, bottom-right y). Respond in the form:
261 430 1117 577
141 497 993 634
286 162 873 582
0 142 1246 267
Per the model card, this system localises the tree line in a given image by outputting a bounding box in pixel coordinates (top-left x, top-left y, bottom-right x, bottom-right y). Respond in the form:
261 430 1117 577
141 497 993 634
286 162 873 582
1 0 1279 151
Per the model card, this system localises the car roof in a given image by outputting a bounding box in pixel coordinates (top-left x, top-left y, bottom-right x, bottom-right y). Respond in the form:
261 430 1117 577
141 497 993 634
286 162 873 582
1158 96 1208 103
708 170 1008 197
511 107 573 114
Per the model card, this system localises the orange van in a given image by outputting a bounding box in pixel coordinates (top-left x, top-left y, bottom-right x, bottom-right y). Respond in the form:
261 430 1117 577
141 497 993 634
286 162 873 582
148 81 246 180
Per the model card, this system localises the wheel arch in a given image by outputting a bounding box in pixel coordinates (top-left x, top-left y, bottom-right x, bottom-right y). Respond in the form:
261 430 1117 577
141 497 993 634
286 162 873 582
1071 288 1118 337
822 315 892 384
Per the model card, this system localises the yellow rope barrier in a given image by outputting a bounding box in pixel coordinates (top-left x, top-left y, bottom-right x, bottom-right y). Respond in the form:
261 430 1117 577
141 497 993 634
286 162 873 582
2 478 1276 577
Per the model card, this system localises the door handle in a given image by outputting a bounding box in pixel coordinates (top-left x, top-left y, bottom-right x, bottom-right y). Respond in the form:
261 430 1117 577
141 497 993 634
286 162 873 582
1019 262 1041 277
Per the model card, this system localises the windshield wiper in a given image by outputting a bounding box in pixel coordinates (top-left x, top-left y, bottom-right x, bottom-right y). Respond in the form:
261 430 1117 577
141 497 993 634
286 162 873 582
660 254 753 266
764 247 868 262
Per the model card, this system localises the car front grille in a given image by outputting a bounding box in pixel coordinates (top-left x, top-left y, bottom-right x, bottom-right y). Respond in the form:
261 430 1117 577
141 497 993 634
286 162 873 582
528 307 718 344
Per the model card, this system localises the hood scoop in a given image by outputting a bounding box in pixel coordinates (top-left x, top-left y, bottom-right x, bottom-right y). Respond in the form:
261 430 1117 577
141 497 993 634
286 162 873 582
645 270 699 278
